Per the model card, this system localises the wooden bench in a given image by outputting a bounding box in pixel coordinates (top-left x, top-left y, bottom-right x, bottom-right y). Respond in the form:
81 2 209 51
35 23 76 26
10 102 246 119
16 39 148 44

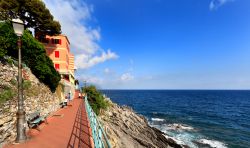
27 111 48 131
59 101 67 108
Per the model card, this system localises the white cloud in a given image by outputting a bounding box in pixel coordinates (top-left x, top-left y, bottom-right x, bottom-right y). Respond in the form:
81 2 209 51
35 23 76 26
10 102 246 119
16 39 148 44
144 76 153 80
120 73 134 81
77 74 104 85
87 76 104 85
75 50 118 69
104 68 110 74
209 0 234 10
43 0 118 69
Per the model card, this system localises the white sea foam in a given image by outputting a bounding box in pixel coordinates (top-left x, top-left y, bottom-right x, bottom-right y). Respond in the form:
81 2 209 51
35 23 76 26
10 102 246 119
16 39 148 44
197 139 228 148
164 131 200 148
167 123 195 131
151 118 165 122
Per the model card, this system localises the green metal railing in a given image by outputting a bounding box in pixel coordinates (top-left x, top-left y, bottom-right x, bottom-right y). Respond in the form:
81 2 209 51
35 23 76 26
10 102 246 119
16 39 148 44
84 96 112 148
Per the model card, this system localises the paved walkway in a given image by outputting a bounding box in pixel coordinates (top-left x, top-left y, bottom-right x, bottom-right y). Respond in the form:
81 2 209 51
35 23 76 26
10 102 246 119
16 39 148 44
5 91 93 148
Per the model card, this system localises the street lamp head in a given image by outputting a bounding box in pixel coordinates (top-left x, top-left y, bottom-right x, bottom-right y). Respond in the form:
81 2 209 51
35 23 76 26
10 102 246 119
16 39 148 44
12 18 24 37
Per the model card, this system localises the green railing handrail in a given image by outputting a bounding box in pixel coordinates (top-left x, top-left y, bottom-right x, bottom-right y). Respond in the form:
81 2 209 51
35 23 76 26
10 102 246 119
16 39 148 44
84 95 112 148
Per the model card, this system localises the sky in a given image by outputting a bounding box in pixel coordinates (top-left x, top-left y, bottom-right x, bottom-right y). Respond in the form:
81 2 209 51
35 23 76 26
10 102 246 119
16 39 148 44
43 0 250 89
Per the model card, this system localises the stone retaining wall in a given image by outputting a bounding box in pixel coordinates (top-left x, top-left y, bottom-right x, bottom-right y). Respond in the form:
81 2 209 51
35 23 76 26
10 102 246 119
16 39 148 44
0 61 61 147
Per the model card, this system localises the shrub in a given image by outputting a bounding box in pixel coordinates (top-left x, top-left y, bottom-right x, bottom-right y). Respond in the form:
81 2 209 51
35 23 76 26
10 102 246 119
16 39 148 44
10 78 17 85
0 86 15 105
83 85 109 115
23 80 32 90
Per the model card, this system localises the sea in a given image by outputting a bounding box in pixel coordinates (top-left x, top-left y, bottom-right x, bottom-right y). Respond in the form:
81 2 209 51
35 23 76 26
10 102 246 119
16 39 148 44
101 90 250 148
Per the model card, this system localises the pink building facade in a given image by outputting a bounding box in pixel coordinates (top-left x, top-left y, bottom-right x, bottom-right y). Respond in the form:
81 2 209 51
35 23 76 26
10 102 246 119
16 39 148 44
37 34 76 97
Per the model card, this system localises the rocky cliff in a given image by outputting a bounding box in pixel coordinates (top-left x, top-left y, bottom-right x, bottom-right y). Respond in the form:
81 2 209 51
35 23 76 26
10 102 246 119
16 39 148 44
99 99 185 148
0 60 61 147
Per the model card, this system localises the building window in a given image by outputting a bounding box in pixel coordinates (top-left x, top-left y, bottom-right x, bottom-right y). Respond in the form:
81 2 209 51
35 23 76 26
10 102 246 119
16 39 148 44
51 38 62 44
37 36 49 43
45 38 50 43
55 51 59 58
55 64 60 70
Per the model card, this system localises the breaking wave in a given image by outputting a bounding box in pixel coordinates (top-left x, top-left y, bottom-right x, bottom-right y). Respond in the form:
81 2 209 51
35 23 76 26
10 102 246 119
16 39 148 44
149 119 227 148
151 118 165 122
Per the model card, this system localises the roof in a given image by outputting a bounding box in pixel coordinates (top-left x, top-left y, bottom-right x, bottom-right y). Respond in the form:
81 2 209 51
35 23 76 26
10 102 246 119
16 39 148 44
60 34 70 45
46 34 70 44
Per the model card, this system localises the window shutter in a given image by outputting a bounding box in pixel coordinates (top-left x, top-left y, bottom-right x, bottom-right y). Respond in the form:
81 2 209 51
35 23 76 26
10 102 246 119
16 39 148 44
55 64 60 70
59 39 62 45
51 38 54 44
55 51 59 58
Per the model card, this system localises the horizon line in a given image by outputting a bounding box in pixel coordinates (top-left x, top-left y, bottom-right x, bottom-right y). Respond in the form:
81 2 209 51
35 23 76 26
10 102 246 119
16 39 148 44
99 89 250 91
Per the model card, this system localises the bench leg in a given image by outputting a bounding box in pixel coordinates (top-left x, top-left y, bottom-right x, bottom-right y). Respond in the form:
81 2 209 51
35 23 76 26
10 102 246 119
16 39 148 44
35 125 41 131
27 123 31 129
45 118 48 124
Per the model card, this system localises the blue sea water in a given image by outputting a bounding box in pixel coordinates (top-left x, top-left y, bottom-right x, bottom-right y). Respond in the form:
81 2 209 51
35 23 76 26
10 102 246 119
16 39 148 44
101 90 250 148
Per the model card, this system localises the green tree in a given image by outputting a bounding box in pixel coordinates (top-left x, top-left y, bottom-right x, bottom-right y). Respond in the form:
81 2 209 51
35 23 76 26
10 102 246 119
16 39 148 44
0 22 61 92
0 22 17 58
83 85 109 115
0 0 61 35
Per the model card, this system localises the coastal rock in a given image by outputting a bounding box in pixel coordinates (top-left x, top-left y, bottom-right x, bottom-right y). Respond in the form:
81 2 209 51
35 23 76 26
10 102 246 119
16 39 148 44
99 101 186 148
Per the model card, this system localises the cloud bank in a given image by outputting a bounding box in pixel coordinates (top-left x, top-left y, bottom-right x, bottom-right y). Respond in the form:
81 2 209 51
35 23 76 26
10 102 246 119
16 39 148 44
209 0 234 10
43 0 118 69
120 73 134 81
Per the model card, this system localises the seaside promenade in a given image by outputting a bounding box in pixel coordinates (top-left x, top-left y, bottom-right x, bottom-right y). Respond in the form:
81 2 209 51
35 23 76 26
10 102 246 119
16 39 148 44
5 91 94 148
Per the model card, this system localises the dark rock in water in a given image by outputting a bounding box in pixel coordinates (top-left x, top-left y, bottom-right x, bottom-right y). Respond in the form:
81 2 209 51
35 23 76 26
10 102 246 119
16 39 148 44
99 100 185 148
151 127 185 148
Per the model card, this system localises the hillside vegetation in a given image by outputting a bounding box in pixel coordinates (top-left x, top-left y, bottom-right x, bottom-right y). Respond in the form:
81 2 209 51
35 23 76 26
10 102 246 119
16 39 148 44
83 85 109 115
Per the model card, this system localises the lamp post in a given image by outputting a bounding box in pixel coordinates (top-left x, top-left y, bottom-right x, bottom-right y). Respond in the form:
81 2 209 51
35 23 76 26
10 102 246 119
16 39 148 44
83 80 87 98
12 18 27 143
